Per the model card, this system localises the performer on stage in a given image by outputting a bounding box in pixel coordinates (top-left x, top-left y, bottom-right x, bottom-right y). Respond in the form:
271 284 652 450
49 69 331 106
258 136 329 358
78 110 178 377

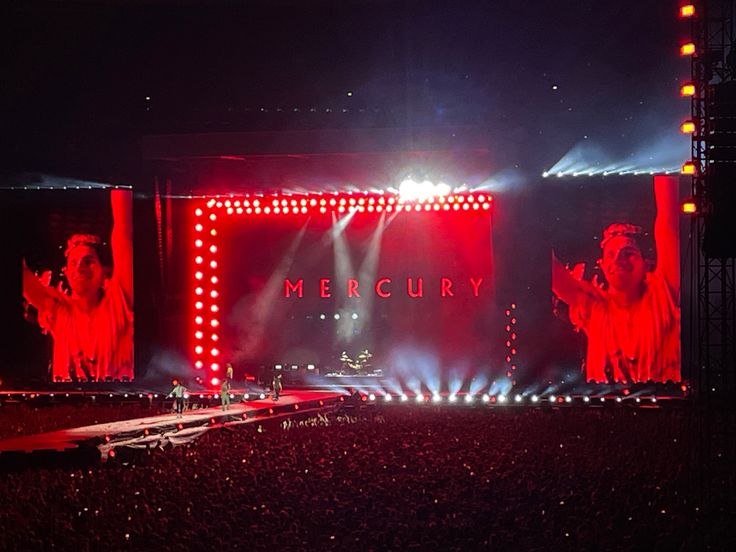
552 176 680 383
272 372 283 401
220 378 231 411
168 380 187 418
226 363 234 381
22 189 134 382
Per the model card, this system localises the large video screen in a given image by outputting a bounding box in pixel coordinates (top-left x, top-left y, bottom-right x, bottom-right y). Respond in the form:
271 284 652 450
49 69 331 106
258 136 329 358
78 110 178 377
5 188 134 382
209 200 498 380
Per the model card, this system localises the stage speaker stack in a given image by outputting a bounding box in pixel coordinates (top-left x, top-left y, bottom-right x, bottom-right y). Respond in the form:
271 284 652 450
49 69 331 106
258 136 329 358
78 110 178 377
704 80 736 259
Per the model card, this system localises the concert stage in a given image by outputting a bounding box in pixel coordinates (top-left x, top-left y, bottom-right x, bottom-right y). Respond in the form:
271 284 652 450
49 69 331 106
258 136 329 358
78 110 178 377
0 390 344 461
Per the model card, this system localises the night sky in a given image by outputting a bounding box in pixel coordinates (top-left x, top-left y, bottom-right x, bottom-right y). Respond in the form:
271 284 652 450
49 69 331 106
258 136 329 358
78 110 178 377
1 0 690 178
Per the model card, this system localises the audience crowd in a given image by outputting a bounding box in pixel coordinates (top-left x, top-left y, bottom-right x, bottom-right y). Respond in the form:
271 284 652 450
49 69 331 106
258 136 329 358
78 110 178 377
0 401 732 551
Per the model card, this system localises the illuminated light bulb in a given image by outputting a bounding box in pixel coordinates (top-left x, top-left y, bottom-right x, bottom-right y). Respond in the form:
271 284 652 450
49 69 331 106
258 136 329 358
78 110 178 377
681 200 697 214
680 120 696 134
680 83 696 97
680 42 696 56
681 161 696 175
195 272 203 280
679 4 695 17
195 208 203 217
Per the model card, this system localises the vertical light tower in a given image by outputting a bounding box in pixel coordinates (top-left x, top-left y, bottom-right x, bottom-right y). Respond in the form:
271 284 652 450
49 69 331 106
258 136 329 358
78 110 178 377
681 0 736 538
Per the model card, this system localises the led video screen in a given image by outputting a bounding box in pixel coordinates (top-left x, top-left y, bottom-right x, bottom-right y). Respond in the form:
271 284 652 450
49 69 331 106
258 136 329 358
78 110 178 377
196 198 501 382
10 188 134 382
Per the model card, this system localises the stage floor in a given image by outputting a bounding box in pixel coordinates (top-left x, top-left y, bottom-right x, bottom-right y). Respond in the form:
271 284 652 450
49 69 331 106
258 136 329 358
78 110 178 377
0 390 343 457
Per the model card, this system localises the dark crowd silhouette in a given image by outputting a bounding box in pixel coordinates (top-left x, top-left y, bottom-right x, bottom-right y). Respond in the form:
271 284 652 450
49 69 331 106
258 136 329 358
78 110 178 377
0 402 733 551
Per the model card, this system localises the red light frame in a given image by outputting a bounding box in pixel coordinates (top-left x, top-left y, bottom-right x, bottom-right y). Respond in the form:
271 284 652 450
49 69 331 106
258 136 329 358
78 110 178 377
191 191 493 382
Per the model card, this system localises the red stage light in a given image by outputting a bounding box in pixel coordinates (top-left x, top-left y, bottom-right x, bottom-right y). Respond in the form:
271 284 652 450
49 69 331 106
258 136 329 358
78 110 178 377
681 200 698 214
195 272 203 280
463 203 470 210
109 449 116 458
195 224 203 232
195 361 203 369
310 199 317 206
211 319 219 327
453 204 460 211
679 4 695 17
473 203 480 210
211 333 218 341
234 201 240 208
210 305 219 312
211 363 219 371
195 301 203 309
227 208 234 215
195 208 203 217
680 83 696 97
274 207 282 214
236 208 243 214
195 287 203 295
195 330 203 339
681 161 696 175
211 276 218 284
216 201 223 208
210 290 218 298
195 345 203 354
680 42 696 56
301 207 308 214
211 348 219 356
468 195 475 203
207 199 216 208
245 208 251 214
195 316 203 324
210 260 217 269
209 213 217 221
255 207 262 214
195 239 203 248
209 245 217 253
211 229 217 236
195 256 203 264
290 199 297 207
320 207 327 213
482 203 491 210
264 207 271 214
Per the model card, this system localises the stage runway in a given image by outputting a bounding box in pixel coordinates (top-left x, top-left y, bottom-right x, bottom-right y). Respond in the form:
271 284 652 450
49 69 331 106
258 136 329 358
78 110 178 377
0 390 344 458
